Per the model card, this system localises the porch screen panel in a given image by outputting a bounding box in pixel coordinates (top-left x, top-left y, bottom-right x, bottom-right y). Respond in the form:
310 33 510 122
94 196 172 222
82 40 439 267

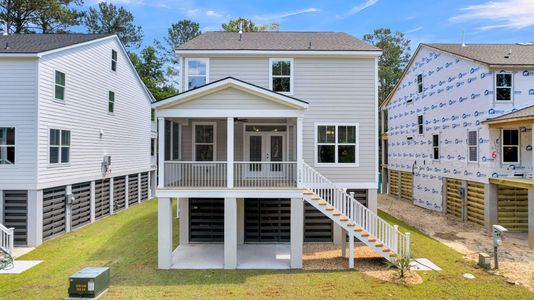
245 198 290 243
141 172 149 201
71 182 91 229
466 181 485 226
113 176 126 211
3 190 28 246
498 186 528 232
304 202 333 242
42 186 66 241
189 198 224 242
94 179 111 219
128 174 139 206
446 178 463 219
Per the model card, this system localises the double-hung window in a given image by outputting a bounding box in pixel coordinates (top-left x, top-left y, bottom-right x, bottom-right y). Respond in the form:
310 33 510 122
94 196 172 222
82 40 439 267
270 58 293 94
502 129 519 163
495 73 512 101
55 71 65 100
0 127 15 165
164 120 180 161
417 74 423 94
108 91 115 113
417 115 424 135
111 50 118 71
50 129 70 164
467 130 478 162
194 123 215 161
316 124 358 166
186 58 208 90
432 134 439 160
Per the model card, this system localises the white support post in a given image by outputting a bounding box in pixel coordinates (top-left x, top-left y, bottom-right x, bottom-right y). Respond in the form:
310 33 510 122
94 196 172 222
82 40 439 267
0 190 4 224
109 177 115 215
296 117 304 188
158 197 173 269
179 198 189 245
348 227 355 269
224 197 237 269
406 232 411 258
227 117 234 188
528 189 534 248
65 185 72 233
341 229 347 258
237 198 245 245
27 190 43 247
124 176 129 209
367 189 377 213
90 181 96 223
393 225 399 254
138 173 142 203
290 197 304 269
147 171 152 198
158 117 165 189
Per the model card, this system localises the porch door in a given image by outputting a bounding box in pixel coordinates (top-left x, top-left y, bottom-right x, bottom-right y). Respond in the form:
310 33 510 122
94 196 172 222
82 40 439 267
246 133 285 176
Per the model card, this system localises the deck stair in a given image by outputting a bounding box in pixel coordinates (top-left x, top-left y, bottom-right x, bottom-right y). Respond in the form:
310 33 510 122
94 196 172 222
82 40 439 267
300 162 410 268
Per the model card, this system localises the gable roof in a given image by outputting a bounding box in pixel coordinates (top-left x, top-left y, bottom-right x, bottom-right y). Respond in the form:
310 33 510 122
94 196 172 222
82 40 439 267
424 43 534 67
177 31 380 52
483 104 534 125
152 77 308 110
0 33 113 54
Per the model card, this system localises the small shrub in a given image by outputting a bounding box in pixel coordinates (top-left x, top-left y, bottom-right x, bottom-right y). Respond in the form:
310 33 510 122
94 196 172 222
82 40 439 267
387 255 411 278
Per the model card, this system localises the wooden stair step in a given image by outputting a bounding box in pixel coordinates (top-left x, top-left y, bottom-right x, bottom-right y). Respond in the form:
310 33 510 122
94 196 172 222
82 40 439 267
325 206 334 211
361 232 369 237
389 253 397 257
382 248 391 252
332 211 341 216
368 238 376 243
317 200 327 205
339 216 348 221
346 222 355 227
311 195 321 201
353 226 363 232
303 190 313 196
374 242 383 247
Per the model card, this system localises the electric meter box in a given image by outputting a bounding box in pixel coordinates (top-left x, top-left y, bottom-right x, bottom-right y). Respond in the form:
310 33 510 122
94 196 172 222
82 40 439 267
68 267 109 298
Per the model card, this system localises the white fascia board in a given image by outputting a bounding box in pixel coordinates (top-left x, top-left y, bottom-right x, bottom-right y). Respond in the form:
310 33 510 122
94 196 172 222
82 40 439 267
175 49 383 58
152 78 308 110
0 53 38 58
156 188 304 199
157 109 304 118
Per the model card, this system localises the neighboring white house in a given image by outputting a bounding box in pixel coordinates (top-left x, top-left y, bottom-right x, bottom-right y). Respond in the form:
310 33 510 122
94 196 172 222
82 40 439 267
380 43 534 247
153 31 410 270
0 34 157 248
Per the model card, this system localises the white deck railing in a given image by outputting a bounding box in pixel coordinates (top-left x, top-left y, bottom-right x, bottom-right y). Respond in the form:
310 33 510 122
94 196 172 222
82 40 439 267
164 161 227 188
300 162 410 258
0 223 14 256
234 162 297 188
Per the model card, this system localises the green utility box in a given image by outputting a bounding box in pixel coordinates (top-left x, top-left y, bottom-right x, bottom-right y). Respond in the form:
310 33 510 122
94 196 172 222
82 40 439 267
68 267 109 298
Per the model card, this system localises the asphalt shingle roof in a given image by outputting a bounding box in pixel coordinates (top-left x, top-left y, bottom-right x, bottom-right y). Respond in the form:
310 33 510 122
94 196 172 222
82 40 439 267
177 31 380 51
484 104 534 123
425 43 534 66
0 33 113 53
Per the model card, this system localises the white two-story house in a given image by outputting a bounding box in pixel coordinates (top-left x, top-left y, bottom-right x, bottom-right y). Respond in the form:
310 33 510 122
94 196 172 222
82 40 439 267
153 31 410 270
0 34 156 249
380 43 534 247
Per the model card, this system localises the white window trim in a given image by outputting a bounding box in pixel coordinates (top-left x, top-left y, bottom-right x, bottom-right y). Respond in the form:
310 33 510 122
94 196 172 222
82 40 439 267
108 91 115 114
501 129 520 164
54 70 66 101
0 126 16 168
164 120 182 161
184 58 209 91
48 128 71 167
417 114 424 135
192 121 217 161
269 58 294 95
432 134 440 161
417 73 423 94
494 72 514 103
241 122 289 162
314 122 359 168
111 49 118 72
467 129 479 163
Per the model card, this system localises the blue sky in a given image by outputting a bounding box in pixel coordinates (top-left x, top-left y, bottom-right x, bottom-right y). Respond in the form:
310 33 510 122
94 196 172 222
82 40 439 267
84 0 534 52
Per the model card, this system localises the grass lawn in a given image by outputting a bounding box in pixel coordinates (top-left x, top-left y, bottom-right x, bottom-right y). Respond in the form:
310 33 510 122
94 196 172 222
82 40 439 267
0 198 532 299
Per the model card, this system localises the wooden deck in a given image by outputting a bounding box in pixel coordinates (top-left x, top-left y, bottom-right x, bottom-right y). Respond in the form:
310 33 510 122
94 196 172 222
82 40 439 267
489 177 534 189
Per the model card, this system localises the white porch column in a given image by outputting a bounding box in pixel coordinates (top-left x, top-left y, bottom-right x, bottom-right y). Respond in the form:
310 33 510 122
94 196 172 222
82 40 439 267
27 190 43 247
296 117 304 188
158 197 173 269
348 227 355 269
367 189 378 213
227 117 234 188
290 197 304 269
529 189 534 248
179 198 189 245
124 176 129 209
224 197 237 269
90 181 96 223
237 198 245 245
109 177 114 215
484 183 498 231
158 117 165 188
65 185 72 232
0 190 4 224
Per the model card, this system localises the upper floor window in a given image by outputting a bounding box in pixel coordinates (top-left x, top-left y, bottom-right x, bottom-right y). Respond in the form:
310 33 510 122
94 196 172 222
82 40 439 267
270 58 293 94
0 127 15 165
111 50 118 71
316 124 358 166
495 73 512 101
186 58 208 90
194 123 215 161
467 130 478 163
417 115 424 135
164 120 180 161
417 74 423 94
151 109 156 121
432 134 439 160
55 70 65 100
108 91 115 113
502 129 519 163
50 129 70 164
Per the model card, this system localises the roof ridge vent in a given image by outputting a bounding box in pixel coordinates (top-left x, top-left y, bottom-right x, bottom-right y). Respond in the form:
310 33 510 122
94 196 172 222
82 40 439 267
308 41 312 49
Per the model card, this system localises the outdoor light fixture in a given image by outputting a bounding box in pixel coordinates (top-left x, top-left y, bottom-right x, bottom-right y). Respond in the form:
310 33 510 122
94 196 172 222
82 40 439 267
492 225 508 269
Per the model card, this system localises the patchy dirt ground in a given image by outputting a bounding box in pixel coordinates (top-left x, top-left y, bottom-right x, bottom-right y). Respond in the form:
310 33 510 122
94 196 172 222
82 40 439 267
303 243 423 285
379 194 534 291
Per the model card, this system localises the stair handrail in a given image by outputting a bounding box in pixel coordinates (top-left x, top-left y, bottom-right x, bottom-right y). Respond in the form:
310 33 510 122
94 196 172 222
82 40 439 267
0 223 14 256
300 162 409 258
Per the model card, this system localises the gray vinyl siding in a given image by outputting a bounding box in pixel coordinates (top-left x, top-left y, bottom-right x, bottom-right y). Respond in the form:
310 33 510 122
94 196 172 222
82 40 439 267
206 57 377 185
0 58 39 190
37 38 152 189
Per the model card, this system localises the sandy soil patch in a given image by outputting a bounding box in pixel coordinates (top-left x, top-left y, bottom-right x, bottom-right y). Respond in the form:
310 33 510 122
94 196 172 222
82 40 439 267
379 194 534 291
303 243 422 285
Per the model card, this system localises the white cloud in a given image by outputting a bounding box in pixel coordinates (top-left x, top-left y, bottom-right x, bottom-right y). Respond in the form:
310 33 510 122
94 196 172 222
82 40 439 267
206 10 223 18
406 26 423 34
253 8 320 22
348 0 378 15
186 8 201 16
449 0 534 30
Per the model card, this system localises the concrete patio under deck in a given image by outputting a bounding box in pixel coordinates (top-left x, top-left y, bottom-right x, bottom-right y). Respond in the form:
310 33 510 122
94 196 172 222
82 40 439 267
170 244 291 269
